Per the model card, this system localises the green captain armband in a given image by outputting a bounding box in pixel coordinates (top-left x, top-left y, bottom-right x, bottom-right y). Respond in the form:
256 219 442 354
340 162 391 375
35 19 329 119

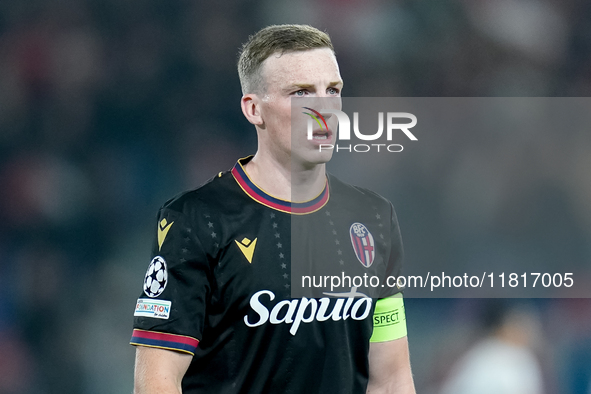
370 294 407 342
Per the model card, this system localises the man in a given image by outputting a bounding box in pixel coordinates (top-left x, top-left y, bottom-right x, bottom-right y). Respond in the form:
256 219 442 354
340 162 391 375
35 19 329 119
131 24 415 393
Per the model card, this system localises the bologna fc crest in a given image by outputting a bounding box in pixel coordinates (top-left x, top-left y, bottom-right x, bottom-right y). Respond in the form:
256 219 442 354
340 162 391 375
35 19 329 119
349 222 375 268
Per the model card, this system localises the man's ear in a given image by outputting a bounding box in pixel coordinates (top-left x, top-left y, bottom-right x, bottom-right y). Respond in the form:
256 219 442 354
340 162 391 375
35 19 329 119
241 94 263 126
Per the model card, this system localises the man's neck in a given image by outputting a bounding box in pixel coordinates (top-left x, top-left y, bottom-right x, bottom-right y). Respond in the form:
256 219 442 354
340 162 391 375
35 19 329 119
243 152 326 202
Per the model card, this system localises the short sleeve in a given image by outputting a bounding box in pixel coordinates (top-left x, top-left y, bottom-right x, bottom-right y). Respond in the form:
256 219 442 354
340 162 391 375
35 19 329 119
130 207 211 355
370 201 407 341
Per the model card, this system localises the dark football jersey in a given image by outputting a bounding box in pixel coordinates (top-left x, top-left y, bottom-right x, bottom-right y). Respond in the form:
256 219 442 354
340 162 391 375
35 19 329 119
131 156 404 394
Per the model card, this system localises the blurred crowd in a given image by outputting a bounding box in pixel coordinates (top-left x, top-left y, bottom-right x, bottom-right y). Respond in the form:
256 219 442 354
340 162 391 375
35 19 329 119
0 0 590 393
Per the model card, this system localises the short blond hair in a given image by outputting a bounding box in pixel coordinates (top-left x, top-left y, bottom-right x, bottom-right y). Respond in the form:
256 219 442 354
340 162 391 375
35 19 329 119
238 24 334 94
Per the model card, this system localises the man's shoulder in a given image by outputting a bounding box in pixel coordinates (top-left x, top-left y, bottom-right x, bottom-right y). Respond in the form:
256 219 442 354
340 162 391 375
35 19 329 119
159 170 238 215
328 173 392 210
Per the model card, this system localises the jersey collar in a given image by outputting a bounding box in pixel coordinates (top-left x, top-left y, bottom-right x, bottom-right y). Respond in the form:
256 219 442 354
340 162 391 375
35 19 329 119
231 156 329 215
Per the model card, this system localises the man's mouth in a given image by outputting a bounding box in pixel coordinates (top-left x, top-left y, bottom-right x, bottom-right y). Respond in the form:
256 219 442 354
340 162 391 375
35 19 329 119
312 129 332 141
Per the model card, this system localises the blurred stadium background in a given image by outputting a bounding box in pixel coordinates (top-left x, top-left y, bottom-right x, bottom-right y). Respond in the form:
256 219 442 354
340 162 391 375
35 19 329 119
0 0 590 393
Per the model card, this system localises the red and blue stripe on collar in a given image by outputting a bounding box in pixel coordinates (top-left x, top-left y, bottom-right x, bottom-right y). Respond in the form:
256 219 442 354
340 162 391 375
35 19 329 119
231 157 329 215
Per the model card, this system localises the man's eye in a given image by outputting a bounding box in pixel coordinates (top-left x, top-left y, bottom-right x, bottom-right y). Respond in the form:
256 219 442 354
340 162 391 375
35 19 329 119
295 90 306 96
328 87 340 95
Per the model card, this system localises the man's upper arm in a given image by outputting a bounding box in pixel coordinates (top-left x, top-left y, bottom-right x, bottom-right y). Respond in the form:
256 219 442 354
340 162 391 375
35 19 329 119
131 205 211 389
134 346 192 394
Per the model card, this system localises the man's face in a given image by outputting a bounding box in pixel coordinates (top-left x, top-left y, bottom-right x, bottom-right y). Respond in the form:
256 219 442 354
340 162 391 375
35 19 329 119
257 47 342 168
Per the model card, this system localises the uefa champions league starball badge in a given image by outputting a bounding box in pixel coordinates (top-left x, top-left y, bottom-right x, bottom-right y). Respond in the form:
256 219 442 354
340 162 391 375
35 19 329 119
143 256 168 297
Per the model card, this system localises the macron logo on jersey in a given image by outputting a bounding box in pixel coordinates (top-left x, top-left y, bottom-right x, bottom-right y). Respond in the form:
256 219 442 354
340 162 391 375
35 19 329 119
244 288 372 335
158 218 174 251
235 237 257 263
